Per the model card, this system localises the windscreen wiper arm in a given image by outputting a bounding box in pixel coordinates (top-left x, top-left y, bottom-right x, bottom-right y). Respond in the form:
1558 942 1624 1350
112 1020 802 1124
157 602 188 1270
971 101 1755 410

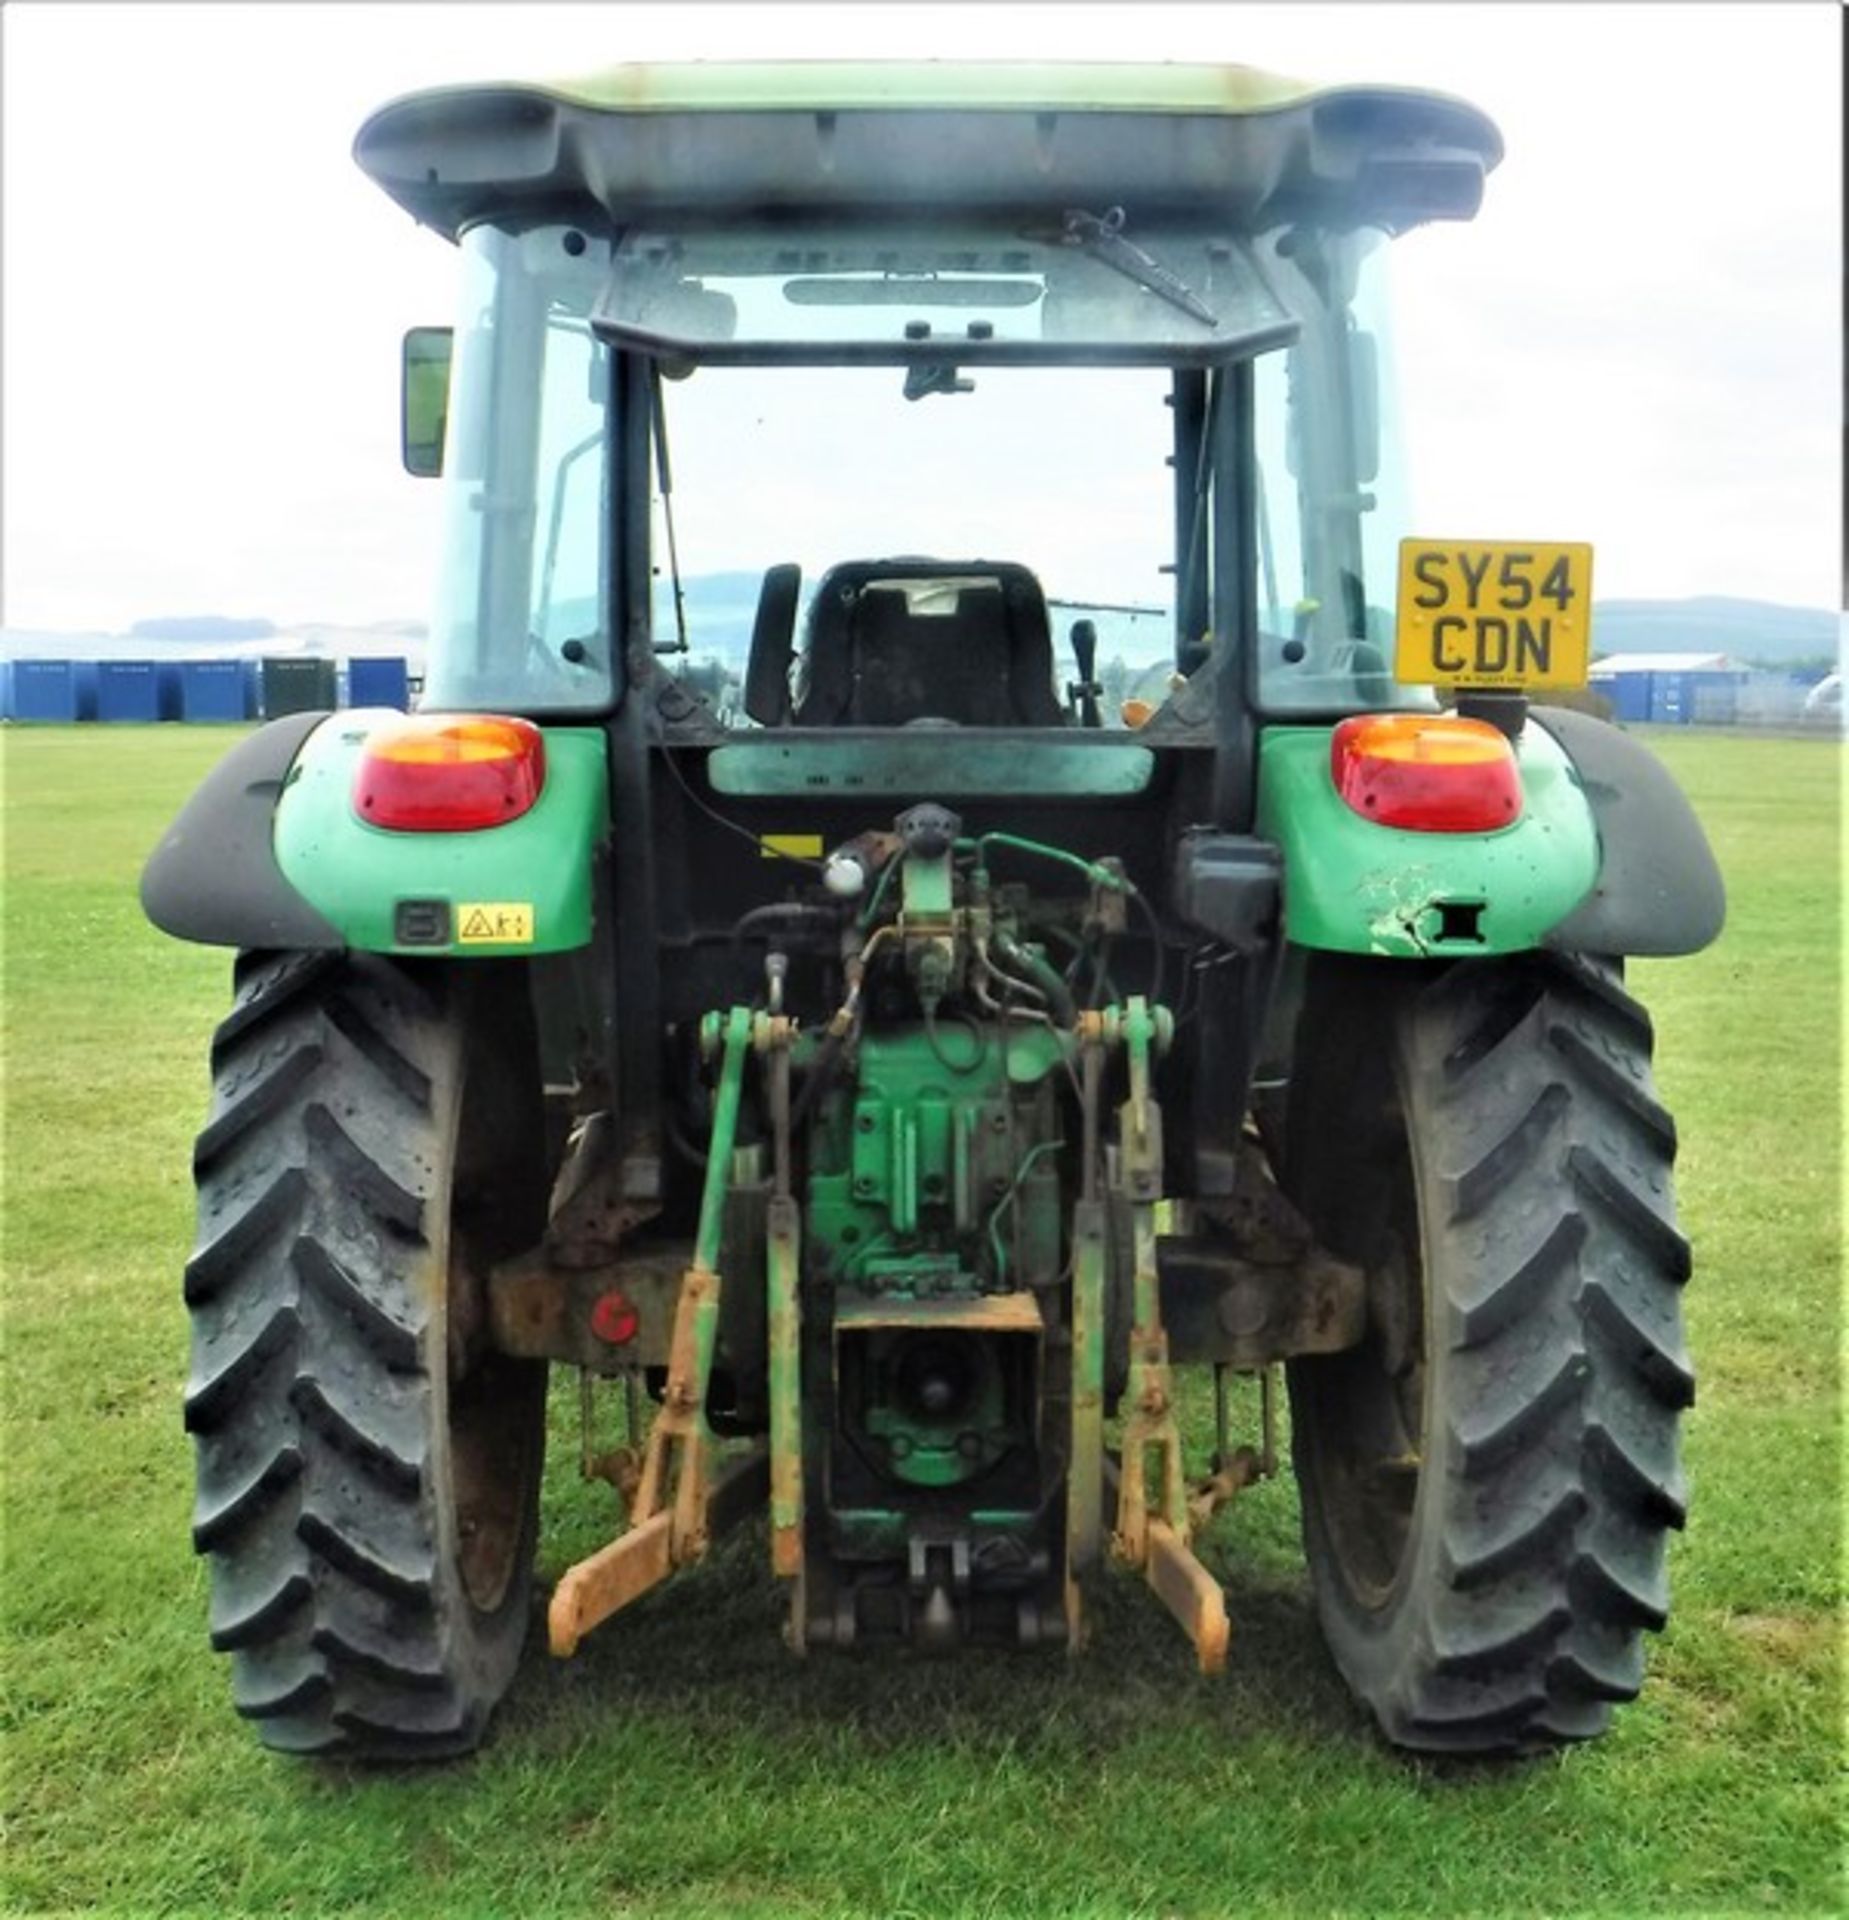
1056 206 1218 328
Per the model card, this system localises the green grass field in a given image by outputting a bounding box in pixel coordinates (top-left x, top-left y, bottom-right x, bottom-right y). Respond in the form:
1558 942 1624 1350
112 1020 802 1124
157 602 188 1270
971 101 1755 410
2 724 1839 1918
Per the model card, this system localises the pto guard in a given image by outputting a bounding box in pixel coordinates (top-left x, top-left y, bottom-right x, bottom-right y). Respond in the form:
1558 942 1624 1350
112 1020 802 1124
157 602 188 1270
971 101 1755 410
273 711 607 955
1256 720 1598 959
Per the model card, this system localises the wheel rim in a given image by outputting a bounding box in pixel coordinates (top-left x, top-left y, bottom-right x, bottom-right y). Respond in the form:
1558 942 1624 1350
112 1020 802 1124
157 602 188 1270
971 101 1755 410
443 1014 547 1619
449 1349 544 1615
1307 1225 1428 1611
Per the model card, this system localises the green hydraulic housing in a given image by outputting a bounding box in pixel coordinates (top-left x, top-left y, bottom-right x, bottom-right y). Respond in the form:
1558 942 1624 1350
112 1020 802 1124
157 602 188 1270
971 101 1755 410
806 1028 1066 1299
808 1024 1066 1500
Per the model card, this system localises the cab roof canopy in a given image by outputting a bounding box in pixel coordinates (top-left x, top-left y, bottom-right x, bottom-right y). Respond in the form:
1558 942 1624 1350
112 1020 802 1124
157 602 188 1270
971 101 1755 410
354 60 1503 241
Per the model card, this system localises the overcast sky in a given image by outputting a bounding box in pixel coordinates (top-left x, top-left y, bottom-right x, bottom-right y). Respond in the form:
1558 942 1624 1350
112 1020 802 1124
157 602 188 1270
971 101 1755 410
1 2 1840 633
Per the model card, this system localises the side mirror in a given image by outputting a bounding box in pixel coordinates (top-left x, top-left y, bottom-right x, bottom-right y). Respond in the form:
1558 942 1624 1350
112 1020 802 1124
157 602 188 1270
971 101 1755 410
401 326 452 478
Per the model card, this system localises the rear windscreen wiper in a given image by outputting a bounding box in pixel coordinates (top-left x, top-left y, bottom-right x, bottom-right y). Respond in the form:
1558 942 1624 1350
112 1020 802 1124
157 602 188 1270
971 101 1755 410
1054 206 1218 328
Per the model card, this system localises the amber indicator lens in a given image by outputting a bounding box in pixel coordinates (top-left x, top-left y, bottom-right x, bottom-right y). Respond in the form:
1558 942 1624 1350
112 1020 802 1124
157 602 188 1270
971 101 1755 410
1329 713 1522 832
354 715 547 832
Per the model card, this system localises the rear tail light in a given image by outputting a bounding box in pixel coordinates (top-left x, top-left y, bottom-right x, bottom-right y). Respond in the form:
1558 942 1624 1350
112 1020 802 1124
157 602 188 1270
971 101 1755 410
353 714 546 832
1330 713 1522 832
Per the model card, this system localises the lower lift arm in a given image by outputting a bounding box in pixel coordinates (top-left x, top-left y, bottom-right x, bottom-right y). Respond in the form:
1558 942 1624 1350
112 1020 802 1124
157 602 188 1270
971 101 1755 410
549 1005 769 1656
1071 997 1234 1674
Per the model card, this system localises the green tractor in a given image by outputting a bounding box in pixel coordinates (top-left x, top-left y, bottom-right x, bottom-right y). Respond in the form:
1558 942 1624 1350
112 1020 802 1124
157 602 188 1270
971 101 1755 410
143 61 1724 1760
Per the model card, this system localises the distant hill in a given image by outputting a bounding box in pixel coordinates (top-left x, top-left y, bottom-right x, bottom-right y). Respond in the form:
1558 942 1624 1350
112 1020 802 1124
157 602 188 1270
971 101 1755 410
5 589 1837 673
129 614 276 644
1590 597 1839 669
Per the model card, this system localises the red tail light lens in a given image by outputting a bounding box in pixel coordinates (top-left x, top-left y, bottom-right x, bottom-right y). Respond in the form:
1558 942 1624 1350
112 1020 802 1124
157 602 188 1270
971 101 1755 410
1330 714 1522 832
353 715 546 832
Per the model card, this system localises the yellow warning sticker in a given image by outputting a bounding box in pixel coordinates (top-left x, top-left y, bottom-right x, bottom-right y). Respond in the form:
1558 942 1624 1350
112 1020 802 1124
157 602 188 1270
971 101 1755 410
457 902 535 945
760 833 824 861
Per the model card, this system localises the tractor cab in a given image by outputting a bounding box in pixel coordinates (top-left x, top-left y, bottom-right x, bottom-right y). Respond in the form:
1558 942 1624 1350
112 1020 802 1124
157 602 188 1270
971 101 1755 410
367 63 1496 751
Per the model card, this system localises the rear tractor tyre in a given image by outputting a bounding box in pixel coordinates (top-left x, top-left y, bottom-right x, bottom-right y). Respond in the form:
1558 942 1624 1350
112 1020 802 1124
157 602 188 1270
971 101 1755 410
183 952 550 1759
1283 952 1692 1755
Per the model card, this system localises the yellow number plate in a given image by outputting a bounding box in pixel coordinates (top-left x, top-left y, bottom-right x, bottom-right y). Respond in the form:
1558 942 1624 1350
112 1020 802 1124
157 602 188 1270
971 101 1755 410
1395 540 1594 690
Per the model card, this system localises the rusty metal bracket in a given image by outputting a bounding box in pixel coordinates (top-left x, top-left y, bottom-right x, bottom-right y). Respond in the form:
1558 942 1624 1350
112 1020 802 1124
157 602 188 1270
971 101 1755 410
549 1447 769 1658
547 1260 720 1656
1089 997 1232 1675
545 1109 662 1270
1063 1021 1108 1652
550 1510 675 1657
1103 1455 1230 1675
1108 997 1188 1568
547 1006 765 1658
1145 1517 1231 1674
1155 1135 1366 1366
578 1367 646 1500
1187 1444 1260 1533
760 1010 805 1582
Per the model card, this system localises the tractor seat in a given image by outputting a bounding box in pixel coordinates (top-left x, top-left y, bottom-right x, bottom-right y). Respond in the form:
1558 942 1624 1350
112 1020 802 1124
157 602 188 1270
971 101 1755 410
788 559 1066 728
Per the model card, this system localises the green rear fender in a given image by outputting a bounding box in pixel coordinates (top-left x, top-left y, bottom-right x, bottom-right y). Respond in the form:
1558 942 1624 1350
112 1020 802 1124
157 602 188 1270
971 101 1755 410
1255 722 1598 958
273 713 609 956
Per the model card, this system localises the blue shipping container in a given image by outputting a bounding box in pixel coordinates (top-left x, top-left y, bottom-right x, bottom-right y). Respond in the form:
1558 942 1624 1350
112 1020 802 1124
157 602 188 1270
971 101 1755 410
1603 673 1653 723
345 655 410 710
9 659 98 721
180 658 256 722
1648 676 1688 725
96 659 182 722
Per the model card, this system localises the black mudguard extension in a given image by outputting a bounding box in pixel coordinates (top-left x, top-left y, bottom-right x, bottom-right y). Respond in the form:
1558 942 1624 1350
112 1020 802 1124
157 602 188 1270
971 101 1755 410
140 713 345 950
1533 706 1726 956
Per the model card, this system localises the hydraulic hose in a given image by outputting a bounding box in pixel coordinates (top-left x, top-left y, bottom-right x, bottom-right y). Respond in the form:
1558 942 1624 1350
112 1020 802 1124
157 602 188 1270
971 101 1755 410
992 928 1078 1028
